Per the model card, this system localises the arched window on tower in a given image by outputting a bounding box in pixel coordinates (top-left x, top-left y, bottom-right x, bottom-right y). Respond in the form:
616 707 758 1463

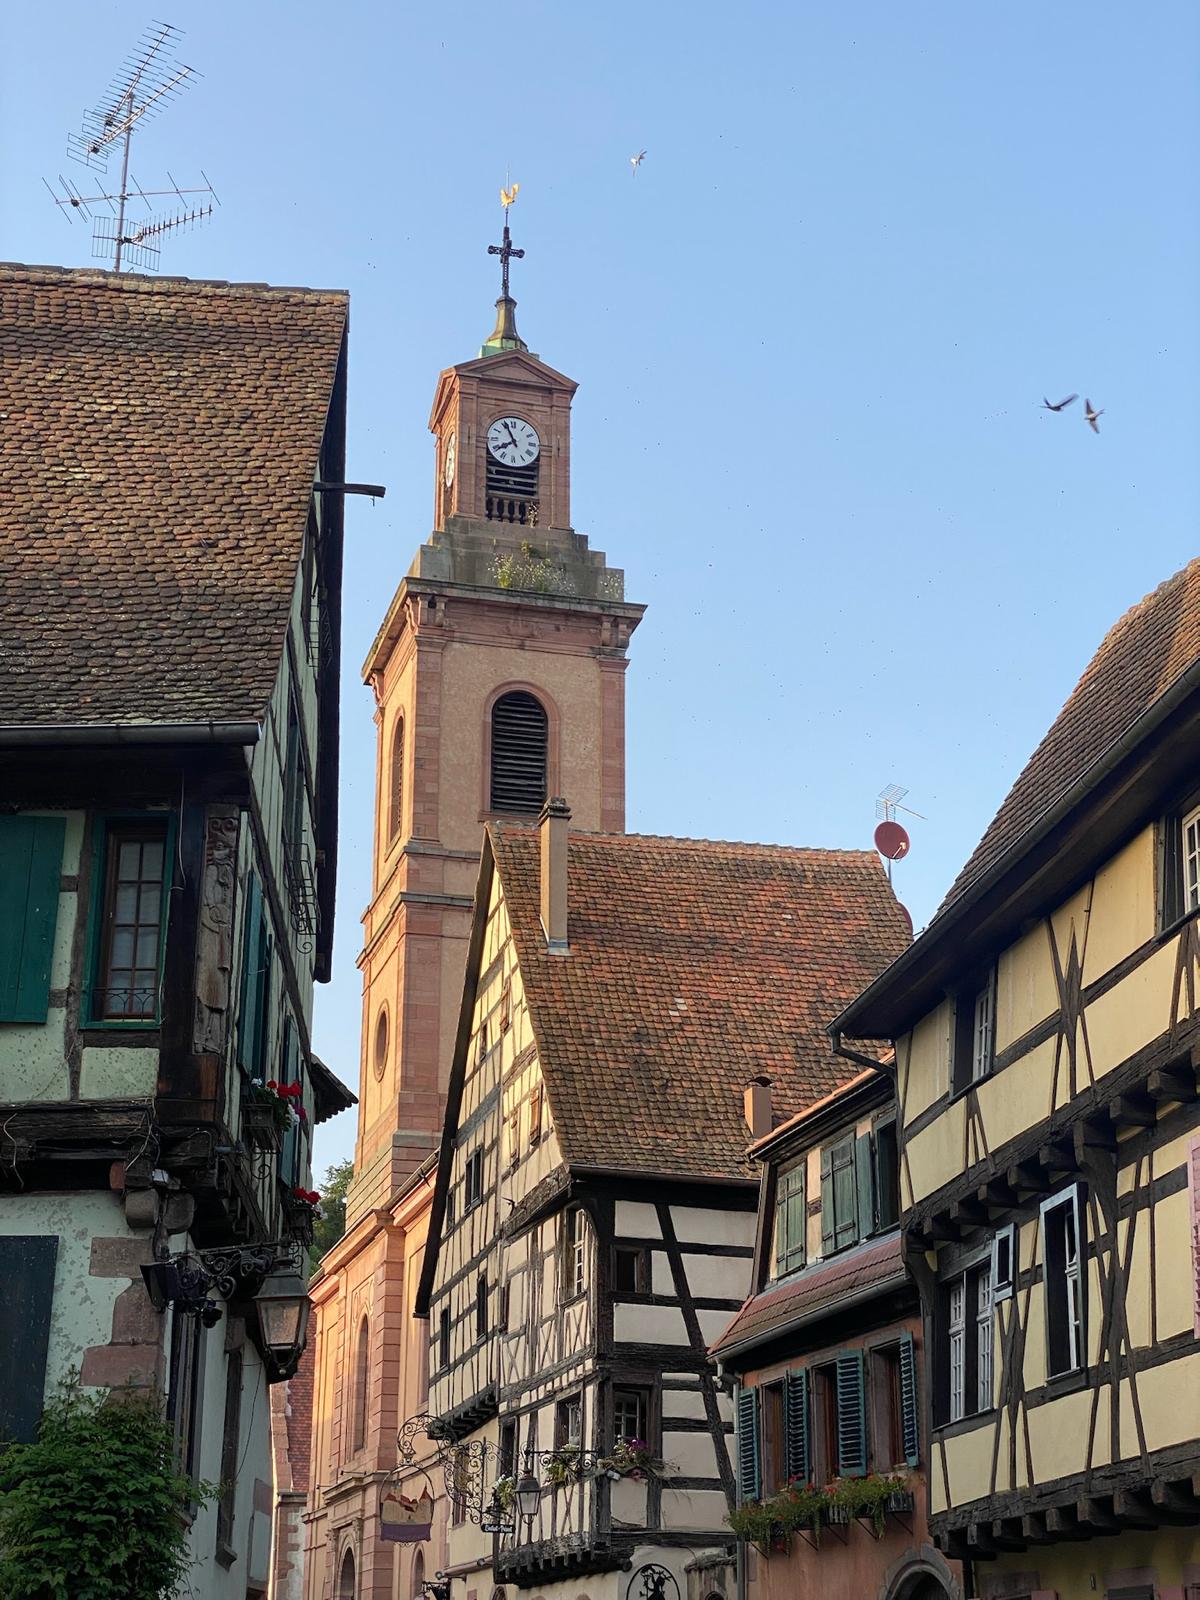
352 1315 370 1452
388 717 405 843
490 692 548 814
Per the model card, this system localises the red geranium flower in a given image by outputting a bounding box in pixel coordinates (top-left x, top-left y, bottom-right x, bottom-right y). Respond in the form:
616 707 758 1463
266 1080 278 1091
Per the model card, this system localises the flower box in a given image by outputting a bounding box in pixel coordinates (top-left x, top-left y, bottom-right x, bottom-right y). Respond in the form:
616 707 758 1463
241 1099 282 1151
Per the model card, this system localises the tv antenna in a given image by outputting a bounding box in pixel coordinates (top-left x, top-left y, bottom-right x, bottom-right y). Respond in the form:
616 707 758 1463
44 20 217 272
874 783 925 885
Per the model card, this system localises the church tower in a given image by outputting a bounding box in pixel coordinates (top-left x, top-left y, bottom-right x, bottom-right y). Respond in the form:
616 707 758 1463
346 202 644 1225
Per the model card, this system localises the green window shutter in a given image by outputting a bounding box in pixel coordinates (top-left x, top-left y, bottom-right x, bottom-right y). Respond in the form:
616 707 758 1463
855 1133 875 1241
0 816 66 1024
898 1332 920 1467
252 924 273 1079
783 1368 809 1483
236 874 262 1074
735 1385 761 1502
835 1350 867 1477
280 1019 296 1183
0 1236 58 1442
820 1145 835 1255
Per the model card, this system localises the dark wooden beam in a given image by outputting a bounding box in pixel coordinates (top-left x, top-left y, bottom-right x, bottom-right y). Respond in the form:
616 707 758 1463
1008 1160 1045 1195
1021 1511 1049 1545
1039 1138 1078 1175
1113 1490 1159 1529
1106 1092 1157 1130
1073 1118 1117 1159
1075 1495 1120 1534
981 1176 1019 1209
989 1518 1026 1551
1046 1505 1089 1540
951 1197 988 1229
1150 1478 1200 1523
1147 1065 1197 1104
966 1523 998 1559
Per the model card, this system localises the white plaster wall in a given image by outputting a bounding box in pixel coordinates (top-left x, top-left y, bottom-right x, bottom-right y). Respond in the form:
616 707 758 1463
614 1201 661 1237
185 1324 274 1600
613 1303 687 1345
79 1046 158 1100
670 1207 754 1247
0 1191 135 1401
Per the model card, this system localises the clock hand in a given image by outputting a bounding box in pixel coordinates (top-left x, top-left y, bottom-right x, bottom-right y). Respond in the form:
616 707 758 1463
504 424 519 449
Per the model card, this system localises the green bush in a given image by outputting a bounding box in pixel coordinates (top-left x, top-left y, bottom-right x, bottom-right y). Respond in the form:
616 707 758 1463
0 1379 216 1600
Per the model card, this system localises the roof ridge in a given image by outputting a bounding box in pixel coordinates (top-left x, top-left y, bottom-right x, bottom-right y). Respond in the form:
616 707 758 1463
0 260 348 302
491 822 879 860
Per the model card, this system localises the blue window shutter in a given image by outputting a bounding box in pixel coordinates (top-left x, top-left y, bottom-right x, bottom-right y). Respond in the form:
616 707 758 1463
254 927 273 1079
898 1332 920 1467
855 1133 874 1241
0 817 65 1024
784 1368 809 1483
236 873 262 1073
735 1385 761 1502
835 1350 867 1477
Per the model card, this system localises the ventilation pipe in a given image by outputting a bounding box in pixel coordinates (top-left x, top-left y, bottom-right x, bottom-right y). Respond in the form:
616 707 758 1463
539 797 571 955
743 1075 773 1140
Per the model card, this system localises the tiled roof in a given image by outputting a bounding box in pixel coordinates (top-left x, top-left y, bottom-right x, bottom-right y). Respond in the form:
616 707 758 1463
710 1232 903 1357
0 263 347 728
491 827 910 1182
939 557 1200 914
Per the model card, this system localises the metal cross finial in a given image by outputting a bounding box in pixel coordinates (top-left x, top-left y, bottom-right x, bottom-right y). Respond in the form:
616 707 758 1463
488 184 525 299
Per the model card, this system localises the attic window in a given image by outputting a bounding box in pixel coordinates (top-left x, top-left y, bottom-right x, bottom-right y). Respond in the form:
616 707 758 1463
490 692 548 814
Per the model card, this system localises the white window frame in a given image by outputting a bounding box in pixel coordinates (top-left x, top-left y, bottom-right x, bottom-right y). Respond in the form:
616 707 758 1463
565 1208 587 1298
976 1261 994 1413
1041 1183 1086 1377
948 1277 965 1423
613 1388 647 1445
991 1223 1016 1303
971 972 995 1081
1183 804 1200 913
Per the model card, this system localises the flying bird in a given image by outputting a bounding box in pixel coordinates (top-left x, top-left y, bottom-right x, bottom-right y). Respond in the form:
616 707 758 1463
1042 393 1077 412
630 150 646 175
1084 399 1104 433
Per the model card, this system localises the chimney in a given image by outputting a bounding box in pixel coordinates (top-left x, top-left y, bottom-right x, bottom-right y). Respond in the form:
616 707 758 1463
539 797 571 955
744 1076 773 1140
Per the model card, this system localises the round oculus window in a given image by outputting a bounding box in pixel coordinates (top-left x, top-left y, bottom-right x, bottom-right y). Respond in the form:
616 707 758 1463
373 1007 389 1080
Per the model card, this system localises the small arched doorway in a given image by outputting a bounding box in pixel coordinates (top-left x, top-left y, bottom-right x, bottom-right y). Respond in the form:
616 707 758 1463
411 1548 425 1600
338 1546 357 1600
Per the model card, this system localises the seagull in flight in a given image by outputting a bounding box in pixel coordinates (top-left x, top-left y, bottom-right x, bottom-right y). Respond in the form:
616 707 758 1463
630 150 646 175
1042 393 1078 412
1084 399 1104 433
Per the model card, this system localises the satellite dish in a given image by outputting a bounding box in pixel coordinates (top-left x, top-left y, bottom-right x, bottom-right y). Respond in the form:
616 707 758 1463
874 820 910 861
897 903 914 937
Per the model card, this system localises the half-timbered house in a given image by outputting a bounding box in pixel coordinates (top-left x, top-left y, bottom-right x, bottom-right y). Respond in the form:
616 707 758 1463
0 262 354 1599
713 1067 963 1600
415 800 910 1600
833 559 1200 1600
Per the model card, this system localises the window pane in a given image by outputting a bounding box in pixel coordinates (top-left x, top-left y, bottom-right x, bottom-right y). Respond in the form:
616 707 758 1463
111 928 135 969
118 840 142 879
114 884 138 922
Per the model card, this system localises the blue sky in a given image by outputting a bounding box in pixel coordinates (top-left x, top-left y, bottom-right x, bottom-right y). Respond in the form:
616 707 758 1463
3 1 1197 1177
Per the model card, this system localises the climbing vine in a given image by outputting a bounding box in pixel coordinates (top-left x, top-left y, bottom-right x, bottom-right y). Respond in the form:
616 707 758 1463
0 1378 217 1600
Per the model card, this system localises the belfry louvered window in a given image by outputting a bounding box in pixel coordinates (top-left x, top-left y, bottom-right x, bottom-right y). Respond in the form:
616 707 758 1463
490 691 548 813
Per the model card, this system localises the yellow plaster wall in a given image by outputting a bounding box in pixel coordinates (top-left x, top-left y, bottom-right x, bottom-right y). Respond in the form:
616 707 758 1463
1126 1348 1200 1455
1048 882 1092 967
905 1096 965 1204
1083 827 1157 982
901 1002 952 1123
1152 1188 1194 1339
1025 1383 1106 1483
995 922 1058 1053
942 1422 994 1509
985 1528 1200 1600
1085 941 1177 1081
975 1035 1056 1150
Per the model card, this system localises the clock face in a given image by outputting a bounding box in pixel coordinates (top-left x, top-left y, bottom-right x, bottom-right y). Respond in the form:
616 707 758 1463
443 431 456 488
487 416 540 467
